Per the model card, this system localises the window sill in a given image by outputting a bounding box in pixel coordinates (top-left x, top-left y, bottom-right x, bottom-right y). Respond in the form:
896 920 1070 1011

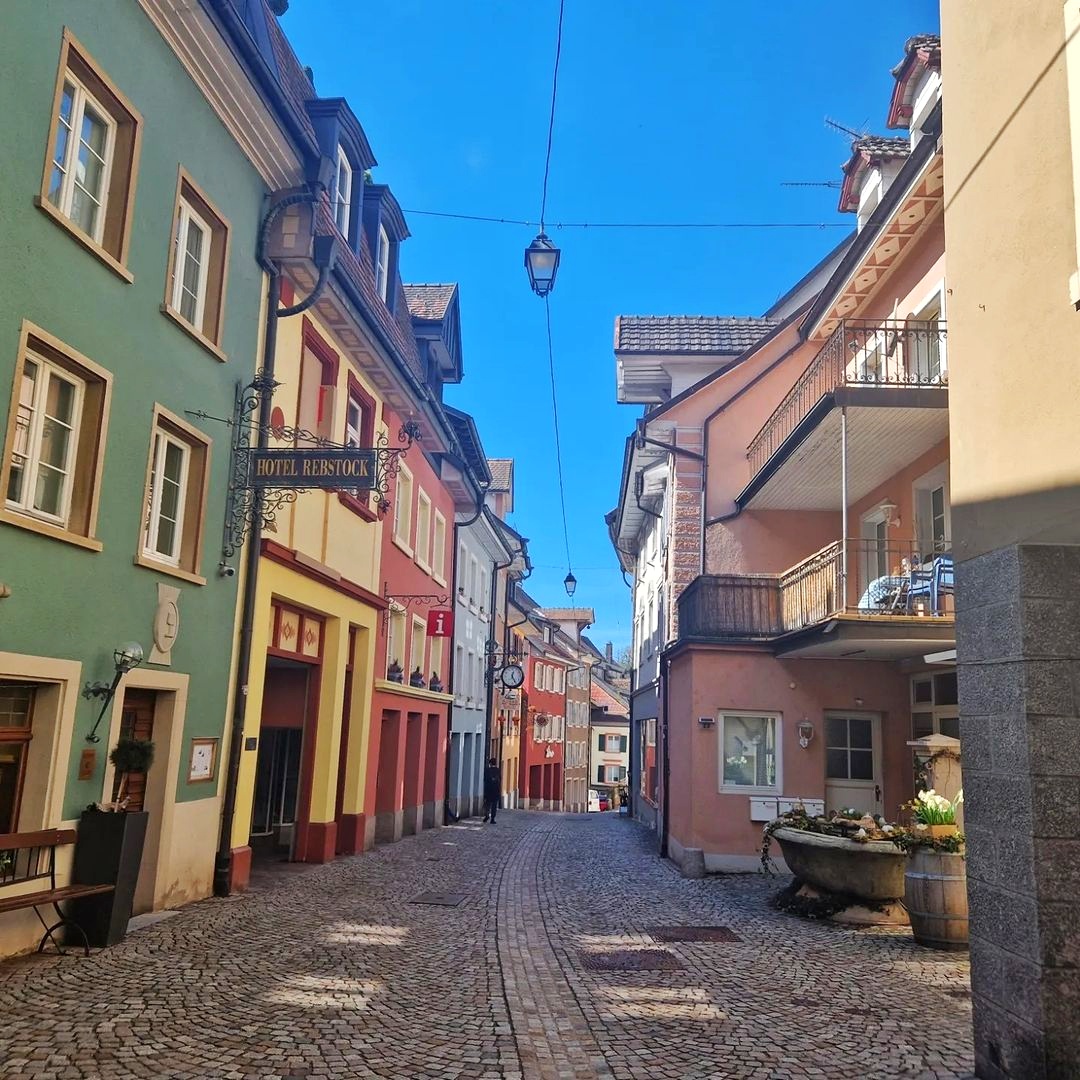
35 197 134 284
338 491 378 522
133 552 207 586
415 556 431 574
374 679 453 704
391 535 413 559
0 508 103 552
432 572 447 588
160 305 228 363
720 786 780 797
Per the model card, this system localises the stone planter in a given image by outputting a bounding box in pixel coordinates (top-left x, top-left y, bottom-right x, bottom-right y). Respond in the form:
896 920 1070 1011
904 847 968 950
772 827 907 902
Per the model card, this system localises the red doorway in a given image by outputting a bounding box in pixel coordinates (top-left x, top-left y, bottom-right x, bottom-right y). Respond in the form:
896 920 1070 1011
251 658 318 860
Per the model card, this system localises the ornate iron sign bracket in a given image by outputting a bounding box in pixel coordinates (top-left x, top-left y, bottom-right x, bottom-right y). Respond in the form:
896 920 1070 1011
382 583 450 630
189 374 421 571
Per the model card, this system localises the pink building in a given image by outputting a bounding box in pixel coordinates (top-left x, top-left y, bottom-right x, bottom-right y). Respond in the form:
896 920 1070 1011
611 36 953 873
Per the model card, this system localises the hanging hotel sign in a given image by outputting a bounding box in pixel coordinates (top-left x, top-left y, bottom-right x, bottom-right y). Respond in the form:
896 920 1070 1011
247 447 378 490
199 373 422 566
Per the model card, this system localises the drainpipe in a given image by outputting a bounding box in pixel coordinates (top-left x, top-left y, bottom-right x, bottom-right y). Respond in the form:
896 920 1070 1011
213 183 332 897
841 405 849 594
483 552 512 787
659 648 670 858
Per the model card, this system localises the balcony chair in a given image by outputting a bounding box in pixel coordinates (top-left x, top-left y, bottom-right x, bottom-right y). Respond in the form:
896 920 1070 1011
906 553 954 615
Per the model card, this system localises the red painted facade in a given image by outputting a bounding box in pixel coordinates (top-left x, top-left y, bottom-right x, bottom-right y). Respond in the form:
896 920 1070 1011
518 651 566 810
360 400 457 848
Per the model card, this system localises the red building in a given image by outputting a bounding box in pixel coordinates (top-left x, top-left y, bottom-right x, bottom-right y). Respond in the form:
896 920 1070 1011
519 626 569 811
360 282 478 847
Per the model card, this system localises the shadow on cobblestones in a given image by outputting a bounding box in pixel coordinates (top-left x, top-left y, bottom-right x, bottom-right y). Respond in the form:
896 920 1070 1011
0 812 972 1080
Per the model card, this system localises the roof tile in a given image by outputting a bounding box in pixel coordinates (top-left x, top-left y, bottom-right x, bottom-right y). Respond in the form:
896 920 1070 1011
487 459 513 491
403 284 457 321
615 315 781 355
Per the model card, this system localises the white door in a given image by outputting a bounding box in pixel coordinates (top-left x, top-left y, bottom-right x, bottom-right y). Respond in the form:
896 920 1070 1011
824 712 883 816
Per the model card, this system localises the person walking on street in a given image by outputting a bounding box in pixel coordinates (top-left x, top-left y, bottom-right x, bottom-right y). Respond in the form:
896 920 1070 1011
482 758 502 823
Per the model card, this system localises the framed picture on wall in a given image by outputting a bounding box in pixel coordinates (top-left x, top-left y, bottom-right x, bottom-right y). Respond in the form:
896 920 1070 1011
188 737 218 783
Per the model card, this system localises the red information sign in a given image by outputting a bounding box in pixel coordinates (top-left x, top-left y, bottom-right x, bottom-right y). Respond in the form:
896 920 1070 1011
427 609 454 637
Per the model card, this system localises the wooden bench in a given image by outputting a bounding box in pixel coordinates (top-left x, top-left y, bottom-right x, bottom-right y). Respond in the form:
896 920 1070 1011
0 829 114 955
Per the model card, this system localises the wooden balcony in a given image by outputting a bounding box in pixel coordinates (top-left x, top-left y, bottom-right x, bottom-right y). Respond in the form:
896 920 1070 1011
747 320 948 479
678 539 955 649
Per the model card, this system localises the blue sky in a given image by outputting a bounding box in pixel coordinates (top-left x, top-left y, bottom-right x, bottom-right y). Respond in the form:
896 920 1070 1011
281 1 940 651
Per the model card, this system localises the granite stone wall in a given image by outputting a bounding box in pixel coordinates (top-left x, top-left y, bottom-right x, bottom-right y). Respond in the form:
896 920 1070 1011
957 543 1080 1080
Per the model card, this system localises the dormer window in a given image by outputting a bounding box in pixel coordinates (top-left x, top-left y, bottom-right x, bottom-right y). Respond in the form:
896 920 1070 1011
333 145 352 238
376 224 390 300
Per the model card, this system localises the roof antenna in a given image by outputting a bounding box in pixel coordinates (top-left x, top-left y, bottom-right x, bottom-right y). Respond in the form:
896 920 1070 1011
824 116 869 141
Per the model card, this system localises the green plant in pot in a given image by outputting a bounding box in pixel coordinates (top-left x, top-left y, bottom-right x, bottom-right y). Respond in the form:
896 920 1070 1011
109 736 155 811
908 788 962 839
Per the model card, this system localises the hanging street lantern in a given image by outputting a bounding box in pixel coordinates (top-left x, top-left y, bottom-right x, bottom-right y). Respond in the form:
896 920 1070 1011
524 232 561 297
563 571 577 598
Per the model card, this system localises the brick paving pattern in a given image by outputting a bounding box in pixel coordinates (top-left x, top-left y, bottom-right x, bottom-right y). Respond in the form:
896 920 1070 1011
0 812 973 1079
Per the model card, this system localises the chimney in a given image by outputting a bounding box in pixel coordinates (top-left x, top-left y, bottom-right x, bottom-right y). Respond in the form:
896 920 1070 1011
605 642 613 663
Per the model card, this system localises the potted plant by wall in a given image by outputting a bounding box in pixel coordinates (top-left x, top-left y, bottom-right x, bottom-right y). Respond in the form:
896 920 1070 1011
895 789 968 950
387 659 404 684
409 666 426 688
71 736 155 947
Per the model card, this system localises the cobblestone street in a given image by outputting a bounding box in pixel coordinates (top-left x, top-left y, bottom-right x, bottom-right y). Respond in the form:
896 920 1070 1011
0 813 974 1080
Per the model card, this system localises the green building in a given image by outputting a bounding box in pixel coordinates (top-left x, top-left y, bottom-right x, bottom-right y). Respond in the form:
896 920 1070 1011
0 0 271 953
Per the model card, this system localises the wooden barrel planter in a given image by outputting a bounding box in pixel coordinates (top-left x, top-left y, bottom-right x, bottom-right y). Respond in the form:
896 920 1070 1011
904 848 968 950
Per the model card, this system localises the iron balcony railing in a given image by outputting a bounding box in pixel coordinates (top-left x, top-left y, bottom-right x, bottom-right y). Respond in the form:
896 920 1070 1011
678 538 954 641
747 320 948 477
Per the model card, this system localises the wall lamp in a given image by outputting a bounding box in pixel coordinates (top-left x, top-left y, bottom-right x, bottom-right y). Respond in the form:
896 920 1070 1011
797 719 816 749
83 642 145 743
879 499 899 528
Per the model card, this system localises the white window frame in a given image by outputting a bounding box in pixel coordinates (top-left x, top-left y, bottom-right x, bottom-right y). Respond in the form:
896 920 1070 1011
432 511 447 584
469 555 479 609
334 145 352 238
533 663 543 691
171 197 212 332
344 391 364 448
718 711 782 796
388 606 406 671
5 352 85 527
409 616 426 680
49 74 116 245
912 462 951 556
376 224 390 300
454 643 465 703
415 489 432 572
142 428 191 566
392 463 413 554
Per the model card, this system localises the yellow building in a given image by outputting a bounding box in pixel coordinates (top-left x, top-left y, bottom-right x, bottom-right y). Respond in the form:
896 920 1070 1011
218 61 456 883
942 5 1080 1076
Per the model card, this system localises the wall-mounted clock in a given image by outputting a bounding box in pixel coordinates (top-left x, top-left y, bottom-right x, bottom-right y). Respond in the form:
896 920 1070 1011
500 663 525 689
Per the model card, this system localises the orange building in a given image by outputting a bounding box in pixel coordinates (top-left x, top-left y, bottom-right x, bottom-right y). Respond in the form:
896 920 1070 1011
611 35 952 873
